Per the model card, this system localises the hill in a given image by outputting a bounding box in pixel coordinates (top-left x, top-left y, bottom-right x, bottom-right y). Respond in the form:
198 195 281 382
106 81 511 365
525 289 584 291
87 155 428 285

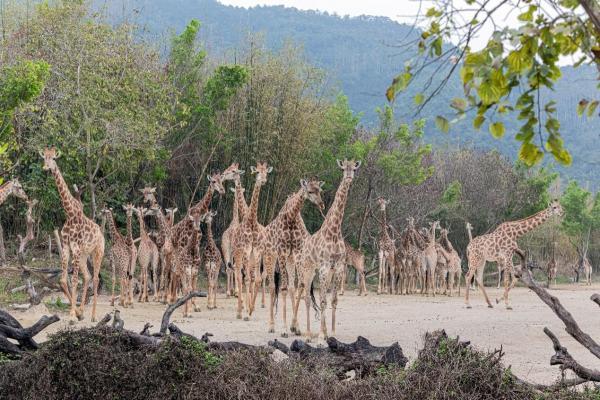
102 0 599 188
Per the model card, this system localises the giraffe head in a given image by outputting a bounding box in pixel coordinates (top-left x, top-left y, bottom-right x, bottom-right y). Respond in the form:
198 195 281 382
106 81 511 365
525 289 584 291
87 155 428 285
548 199 564 217
376 197 389 212
300 178 325 212
100 207 113 218
9 178 28 200
40 147 61 172
250 162 272 186
221 162 244 182
440 227 449 239
201 210 217 225
140 187 157 205
122 203 135 217
207 172 225 195
336 159 361 180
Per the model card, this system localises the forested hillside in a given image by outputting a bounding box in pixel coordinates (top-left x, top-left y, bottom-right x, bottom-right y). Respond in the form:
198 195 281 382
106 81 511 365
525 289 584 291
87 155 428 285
101 0 599 188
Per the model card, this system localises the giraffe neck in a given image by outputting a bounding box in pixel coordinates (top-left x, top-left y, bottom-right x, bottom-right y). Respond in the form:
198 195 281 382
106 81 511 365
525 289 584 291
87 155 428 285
507 208 553 237
154 211 170 235
125 212 134 246
245 180 263 226
136 212 148 240
234 179 248 222
286 190 305 222
192 186 214 215
380 206 391 241
106 212 124 243
467 227 473 242
51 167 81 218
206 220 215 244
322 177 352 235
441 233 454 252
0 182 12 206
429 224 436 245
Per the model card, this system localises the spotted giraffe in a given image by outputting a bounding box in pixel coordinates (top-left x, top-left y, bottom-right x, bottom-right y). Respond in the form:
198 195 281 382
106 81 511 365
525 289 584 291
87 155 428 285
292 159 360 344
102 208 131 308
202 211 222 310
134 206 159 302
41 147 104 321
0 178 28 206
465 200 564 309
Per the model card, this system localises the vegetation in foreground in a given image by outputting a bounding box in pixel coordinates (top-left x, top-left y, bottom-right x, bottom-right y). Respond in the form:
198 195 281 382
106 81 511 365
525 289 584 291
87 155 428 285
0 326 596 400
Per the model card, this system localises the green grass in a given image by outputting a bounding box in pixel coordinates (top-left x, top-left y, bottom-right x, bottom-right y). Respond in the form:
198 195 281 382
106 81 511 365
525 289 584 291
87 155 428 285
0 275 29 305
45 297 70 312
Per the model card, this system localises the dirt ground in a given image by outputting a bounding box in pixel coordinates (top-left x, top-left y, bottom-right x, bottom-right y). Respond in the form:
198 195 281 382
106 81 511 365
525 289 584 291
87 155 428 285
12 283 600 385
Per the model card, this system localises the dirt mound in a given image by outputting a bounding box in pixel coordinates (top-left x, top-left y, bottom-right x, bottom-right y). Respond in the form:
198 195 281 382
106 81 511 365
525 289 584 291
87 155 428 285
0 327 592 400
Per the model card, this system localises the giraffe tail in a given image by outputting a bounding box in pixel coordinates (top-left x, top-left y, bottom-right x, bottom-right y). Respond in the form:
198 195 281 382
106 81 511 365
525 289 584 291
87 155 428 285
273 266 280 312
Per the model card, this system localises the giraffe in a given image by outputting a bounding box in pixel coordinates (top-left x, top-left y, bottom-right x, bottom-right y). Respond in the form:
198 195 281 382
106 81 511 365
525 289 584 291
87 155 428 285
582 256 592 285
341 241 368 296
134 206 159 302
221 166 247 297
202 210 222 310
439 228 462 296
101 208 132 308
404 218 428 294
0 179 28 206
231 161 272 320
256 177 325 335
465 200 564 309
421 221 440 296
41 147 104 321
173 213 203 317
145 203 174 303
123 203 137 307
292 159 360 343
376 198 396 295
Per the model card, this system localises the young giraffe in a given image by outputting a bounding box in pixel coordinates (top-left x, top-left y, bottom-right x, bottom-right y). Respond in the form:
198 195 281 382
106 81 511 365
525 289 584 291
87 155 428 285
203 211 222 310
134 206 159 302
421 222 440 296
231 161 272 321
341 241 368 296
41 147 104 321
465 200 564 309
145 202 175 303
0 179 28 206
221 166 247 297
173 214 203 317
102 208 132 308
292 159 360 344
256 177 325 335
123 204 137 307
376 198 396 295
439 228 462 296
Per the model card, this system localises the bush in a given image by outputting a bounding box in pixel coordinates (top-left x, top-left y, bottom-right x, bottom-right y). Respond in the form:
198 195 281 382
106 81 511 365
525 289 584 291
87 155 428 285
0 327 596 399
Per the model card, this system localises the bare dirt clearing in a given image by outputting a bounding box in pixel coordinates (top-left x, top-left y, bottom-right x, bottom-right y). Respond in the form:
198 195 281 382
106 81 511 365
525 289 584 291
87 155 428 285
13 283 600 384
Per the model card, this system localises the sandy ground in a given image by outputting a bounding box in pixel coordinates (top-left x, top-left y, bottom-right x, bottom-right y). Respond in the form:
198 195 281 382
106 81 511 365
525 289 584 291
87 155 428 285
12 283 600 385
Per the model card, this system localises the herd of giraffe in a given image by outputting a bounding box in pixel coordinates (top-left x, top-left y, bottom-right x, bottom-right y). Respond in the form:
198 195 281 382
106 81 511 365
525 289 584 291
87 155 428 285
0 146 589 343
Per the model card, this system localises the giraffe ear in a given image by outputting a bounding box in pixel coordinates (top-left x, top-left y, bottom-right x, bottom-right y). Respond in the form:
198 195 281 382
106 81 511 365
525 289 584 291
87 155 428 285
211 210 217 217
38 149 44 158
122 205 127 211
319 181 325 188
354 160 361 169
336 159 343 168
250 166 257 174
300 179 308 189
229 187 236 193
266 166 273 173
238 169 245 175
207 175 213 182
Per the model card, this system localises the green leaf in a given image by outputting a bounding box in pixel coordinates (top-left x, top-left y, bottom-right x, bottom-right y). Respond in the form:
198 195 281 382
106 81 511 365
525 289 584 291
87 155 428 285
577 99 589 116
587 100 598 117
477 80 502 105
518 5 537 22
435 116 450 133
432 37 442 57
386 72 412 102
473 115 485 130
414 93 425 105
489 122 505 138
519 142 544 166
450 97 467 112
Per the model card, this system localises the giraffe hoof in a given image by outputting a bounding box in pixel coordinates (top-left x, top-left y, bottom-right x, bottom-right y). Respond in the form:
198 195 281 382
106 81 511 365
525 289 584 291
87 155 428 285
268 328 275 333
466 305 472 309
236 315 242 319
281 332 289 338
243 316 249 321
261 304 265 308
487 304 494 308
506 306 513 310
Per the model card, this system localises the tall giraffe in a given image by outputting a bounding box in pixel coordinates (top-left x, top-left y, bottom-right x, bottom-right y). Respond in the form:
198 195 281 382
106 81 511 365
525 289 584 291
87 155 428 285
134 206 159 302
146 203 174 303
292 159 360 343
465 200 564 309
376 198 396 295
0 179 28 206
221 166 247 297
41 147 104 321
202 210 222 310
439 227 462 296
123 203 137 307
231 161 272 320
256 177 325 335
101 208 131 308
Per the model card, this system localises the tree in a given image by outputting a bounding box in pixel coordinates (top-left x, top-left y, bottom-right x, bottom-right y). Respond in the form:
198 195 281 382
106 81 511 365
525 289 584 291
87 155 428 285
349 106 432 249
387 0 599 167
561 181 599 262
4 0 172 221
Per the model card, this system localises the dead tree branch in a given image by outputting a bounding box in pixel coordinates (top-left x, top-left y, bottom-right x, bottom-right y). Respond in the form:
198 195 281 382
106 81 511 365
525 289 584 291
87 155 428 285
159 291 207 334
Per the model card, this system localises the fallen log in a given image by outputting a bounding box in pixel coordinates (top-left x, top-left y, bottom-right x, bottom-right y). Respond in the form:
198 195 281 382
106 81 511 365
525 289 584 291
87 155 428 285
0 310 59 356
159 291 207 334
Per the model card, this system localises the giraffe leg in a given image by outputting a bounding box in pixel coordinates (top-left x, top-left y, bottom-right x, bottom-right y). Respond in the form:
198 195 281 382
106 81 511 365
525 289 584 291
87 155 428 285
377 252 385 295
268 270 276 333
317 265 332 345
280 261 290 337
68 246 82 321
233 253 243 319
501 259 513 310
340 265 346 296
331 264 344 337
476 264 493 308
303 275 313 342
59 243 73 306
110 256 116 307
90 243 103 323
243 262 252 321
78 254 91 320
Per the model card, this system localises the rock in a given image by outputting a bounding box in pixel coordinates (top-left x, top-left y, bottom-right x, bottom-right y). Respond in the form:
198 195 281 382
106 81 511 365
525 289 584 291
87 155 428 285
270 349 289 363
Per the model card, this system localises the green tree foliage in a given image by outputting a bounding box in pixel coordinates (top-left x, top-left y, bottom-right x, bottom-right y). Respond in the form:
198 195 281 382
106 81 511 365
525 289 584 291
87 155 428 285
561 181 600 259
387 0 600 167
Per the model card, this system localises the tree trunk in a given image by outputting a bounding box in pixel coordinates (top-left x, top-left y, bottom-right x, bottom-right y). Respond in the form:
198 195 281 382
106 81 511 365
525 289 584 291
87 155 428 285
0 219 5 265
355 179 373 286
